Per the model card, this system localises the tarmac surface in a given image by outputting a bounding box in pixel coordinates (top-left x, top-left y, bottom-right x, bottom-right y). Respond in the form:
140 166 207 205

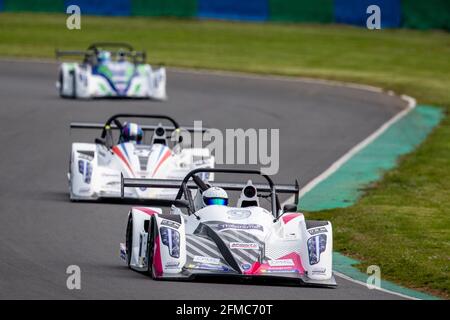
0 60 407 299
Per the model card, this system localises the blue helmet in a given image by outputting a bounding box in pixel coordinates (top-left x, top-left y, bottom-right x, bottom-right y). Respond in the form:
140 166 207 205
97 50 111 64
121 122 144 144
202 187 228 206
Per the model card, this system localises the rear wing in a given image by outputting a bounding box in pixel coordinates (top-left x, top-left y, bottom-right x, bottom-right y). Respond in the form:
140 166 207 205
55 50 94 60
121 176 299 197
70 122 210 133
120 168 300 218
56 48 146 64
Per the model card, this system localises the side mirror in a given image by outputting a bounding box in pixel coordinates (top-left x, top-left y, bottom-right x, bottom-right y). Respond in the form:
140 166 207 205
283 204 298 213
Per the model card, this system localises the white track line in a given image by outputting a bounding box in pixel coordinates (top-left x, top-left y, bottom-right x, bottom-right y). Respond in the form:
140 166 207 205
170 67 385 93
333 272 418 300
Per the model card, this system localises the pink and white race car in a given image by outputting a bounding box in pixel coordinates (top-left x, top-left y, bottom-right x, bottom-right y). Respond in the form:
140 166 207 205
120 168 336 287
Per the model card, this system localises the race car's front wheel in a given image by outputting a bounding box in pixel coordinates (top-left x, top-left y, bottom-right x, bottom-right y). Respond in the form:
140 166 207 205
146 217 155 278
125 215 133 267
58 70 64 98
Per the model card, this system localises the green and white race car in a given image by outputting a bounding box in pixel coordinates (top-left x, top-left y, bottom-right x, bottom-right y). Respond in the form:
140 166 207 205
56 42 166 100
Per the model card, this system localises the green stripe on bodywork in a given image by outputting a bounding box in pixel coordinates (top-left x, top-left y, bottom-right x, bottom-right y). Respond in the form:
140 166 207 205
96 65 113 80
299 105 444 212
333 252 440 300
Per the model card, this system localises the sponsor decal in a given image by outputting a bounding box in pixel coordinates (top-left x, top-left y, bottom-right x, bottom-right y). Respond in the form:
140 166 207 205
226 209 251 220
230 242 259 250
267 259 294 267
189 263 230 272
106 181 120 186
161 219 181 230
134 147 152 156
165 261 180 269
101 173 120 178
119 243 127 262
241 263 252 271
262 268 299 274
285 233 298 240
193 256 220 265
218 223 263 232
308 227 328 235
311 268 326 275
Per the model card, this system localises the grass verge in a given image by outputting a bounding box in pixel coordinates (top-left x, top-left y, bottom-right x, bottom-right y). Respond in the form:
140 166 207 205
0 13 448 298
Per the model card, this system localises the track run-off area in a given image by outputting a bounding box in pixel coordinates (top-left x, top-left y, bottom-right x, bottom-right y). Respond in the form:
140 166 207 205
0 60 410 299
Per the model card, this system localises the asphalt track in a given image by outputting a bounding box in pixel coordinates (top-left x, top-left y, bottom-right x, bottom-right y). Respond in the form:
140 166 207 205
0 60 407 299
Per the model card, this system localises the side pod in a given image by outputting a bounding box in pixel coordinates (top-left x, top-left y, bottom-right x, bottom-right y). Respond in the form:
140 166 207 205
127 207 162 271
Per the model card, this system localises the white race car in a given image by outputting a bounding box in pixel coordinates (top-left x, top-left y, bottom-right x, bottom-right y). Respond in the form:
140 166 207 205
69 114 214 201
56 42 166 100
120 168 336 287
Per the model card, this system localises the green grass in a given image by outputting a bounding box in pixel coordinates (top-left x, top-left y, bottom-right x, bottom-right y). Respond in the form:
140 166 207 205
312 121 450 298
1 13 449 298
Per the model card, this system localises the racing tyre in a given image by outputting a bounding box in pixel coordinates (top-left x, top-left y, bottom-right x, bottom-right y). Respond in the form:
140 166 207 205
146 217 155 278
58 71 64 98
125 215 133 267
70 69 76 99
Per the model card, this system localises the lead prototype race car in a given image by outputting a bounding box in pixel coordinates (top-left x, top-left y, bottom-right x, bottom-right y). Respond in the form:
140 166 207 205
56 42 166 100
69 114 214 201
120 168 336 287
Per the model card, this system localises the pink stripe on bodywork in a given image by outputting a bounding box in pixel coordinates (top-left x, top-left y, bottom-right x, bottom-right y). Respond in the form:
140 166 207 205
134 207 159 216
112 146 134 175
152 235 164 277
152 149 172 177
243 252 305 275
282 213 302 224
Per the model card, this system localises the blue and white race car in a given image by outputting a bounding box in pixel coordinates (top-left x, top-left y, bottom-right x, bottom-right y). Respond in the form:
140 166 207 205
56 42 166 100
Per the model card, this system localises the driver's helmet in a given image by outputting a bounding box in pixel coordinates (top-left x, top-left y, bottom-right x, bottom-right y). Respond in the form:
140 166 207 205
202 187 228 206
121 122 144 144
97 50 111 64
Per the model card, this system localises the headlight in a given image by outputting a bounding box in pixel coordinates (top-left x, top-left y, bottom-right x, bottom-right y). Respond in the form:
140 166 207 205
78 160 84 174
78 160 92 184
85 162 92 184
307 234 327 265
160 227 180 258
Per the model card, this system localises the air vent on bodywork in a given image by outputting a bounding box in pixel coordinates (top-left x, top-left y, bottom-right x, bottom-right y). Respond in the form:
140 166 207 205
138 156 148 171
77 150 95 158
193 156 205 162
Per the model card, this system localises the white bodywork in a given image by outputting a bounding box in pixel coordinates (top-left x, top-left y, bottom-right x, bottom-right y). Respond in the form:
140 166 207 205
57 61 166 100
69 142 214 200
121 201 335 286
